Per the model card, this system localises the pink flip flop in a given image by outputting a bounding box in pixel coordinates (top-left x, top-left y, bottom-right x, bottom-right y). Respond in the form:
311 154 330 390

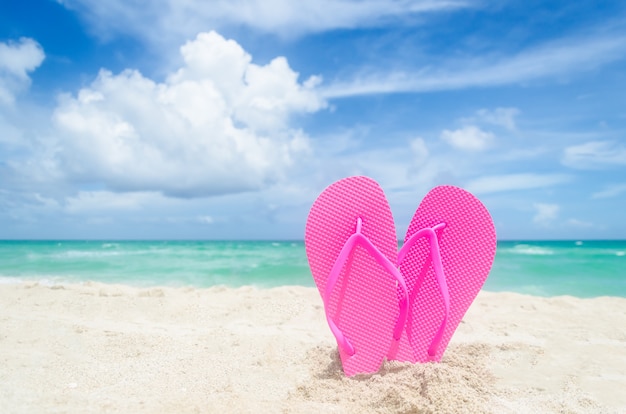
305 176 409 376
389 185 497 363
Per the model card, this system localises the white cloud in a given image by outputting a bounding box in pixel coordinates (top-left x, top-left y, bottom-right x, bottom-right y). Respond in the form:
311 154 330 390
0 38 45 105
533 203 559 226
324 33 626 97
440 125 494 151
410 137 429 164
59 0 473 42
562 141 626 170
592 183 626 199
474 107 520 131
197 215 214 224
64 191 162 213
466 173 570 194
567 218 593 228
0 114 23 146
49 31 325 198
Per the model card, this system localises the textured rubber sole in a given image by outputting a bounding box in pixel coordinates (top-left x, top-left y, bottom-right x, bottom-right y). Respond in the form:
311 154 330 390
391 186 497 363
305 176 402 376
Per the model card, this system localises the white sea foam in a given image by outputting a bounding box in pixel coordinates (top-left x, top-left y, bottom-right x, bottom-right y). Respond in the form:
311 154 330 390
0 275 68 286
509 244 555 256
54 250 122 259
0 276 24 285
517 284 550 297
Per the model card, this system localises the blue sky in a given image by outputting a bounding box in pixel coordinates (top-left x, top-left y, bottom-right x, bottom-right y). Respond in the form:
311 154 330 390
1 0 625 240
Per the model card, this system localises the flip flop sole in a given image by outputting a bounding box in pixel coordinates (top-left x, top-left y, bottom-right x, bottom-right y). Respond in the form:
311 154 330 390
392 185 496 363
305 176 401 376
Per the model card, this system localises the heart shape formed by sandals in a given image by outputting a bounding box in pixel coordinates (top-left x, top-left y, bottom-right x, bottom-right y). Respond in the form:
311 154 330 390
305 176 496 376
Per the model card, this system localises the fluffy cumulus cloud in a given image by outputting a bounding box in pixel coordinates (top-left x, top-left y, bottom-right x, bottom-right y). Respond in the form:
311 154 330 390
51 31 326 197
562 141 626 169
0 38 45 105
440 125 494 151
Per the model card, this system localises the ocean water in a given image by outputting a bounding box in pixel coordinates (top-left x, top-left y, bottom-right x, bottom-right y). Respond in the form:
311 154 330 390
0 240 624 298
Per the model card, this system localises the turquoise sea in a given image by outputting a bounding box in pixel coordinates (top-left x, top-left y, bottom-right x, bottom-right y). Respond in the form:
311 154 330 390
0 240 624 298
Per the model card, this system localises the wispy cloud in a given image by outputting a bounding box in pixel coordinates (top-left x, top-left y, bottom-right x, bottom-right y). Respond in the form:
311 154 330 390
465 173 570 194
410 137 429 165
197 215 214 224
324 32 626 97
533 203 559 226
567 218 593 228
592 183 626 199
59 0 474 42
64 191 161 213
562 141 626 169
472 108 520 131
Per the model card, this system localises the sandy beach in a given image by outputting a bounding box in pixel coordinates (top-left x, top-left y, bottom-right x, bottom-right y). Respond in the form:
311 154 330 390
0 282 624 413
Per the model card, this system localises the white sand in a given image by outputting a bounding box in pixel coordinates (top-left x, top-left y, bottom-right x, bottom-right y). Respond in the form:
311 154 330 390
0 282 624 413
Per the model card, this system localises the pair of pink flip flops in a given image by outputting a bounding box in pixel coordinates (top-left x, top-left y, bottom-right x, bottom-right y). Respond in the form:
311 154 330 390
305 176 497 376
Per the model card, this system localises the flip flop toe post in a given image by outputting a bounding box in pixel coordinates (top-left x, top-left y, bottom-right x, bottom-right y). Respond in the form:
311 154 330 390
305 176 408 376
393 186 497 363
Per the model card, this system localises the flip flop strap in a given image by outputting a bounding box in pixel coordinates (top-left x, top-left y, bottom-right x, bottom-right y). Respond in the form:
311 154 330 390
324 217 409 356
398 222 449 358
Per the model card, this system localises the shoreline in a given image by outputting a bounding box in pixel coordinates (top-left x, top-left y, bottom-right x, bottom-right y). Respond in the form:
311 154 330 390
1 282 625 413
1 276 624 300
